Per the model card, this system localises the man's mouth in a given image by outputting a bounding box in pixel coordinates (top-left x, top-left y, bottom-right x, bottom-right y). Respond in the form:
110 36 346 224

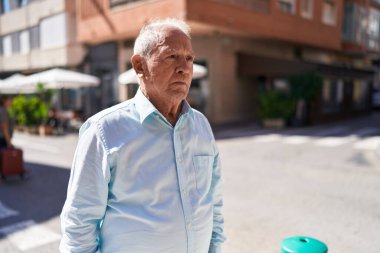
172 81 188 85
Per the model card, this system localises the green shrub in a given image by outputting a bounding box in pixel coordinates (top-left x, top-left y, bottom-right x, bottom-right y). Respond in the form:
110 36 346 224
9 95 48 127
257 90 296 120
288 72 322 100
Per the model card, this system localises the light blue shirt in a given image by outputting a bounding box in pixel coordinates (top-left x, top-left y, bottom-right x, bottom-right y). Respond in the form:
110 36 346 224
60 89 226 253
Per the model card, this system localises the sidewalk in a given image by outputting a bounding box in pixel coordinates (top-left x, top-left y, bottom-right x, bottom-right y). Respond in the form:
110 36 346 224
213 111 380 139
12 132 78 169
1 112 379 253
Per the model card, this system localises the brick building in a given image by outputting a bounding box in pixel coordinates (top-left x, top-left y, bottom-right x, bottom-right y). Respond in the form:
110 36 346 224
1 0 379 124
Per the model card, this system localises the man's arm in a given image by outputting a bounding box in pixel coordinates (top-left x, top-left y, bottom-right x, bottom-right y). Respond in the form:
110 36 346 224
209 144 226 253
0 109 12 148
60 121 110 253
1 122 12 148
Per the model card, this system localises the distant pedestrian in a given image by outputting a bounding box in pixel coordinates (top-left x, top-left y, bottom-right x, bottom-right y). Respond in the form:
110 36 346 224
60 18 226 253
0 95 14 149
46 108 59 129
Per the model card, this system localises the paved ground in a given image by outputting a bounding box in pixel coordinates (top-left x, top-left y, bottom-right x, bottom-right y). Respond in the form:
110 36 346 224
1 112 380 253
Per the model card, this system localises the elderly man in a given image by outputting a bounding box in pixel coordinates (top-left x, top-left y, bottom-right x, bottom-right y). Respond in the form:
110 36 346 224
60 19 225 253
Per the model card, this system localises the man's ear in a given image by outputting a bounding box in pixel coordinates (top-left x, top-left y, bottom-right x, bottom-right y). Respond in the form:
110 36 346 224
131 55 146 78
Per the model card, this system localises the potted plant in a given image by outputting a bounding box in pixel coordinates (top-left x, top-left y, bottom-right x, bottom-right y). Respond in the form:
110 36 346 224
257 90 296 128
9 95 48 135
35 83 55 136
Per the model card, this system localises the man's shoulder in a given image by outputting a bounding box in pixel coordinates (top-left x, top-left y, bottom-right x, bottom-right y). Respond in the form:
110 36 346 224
191 108 210 125
190 108 214 136
91 99 135 121
79 99 135 135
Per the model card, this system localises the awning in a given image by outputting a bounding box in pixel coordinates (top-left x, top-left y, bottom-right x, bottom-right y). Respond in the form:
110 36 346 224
237 53 375 79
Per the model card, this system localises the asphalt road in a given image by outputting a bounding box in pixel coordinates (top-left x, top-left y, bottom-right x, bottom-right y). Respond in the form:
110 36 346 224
1 112 380 253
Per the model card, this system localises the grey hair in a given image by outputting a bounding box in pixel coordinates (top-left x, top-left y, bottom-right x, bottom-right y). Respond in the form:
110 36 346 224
133 18 191 58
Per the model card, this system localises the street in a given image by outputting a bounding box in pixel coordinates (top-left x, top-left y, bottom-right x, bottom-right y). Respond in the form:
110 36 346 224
1 113 380 253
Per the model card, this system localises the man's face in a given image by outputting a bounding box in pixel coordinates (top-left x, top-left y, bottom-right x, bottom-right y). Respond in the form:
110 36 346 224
141 27 195 103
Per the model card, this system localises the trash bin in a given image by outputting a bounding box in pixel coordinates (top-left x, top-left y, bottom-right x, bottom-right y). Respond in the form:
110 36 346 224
281 236 328 253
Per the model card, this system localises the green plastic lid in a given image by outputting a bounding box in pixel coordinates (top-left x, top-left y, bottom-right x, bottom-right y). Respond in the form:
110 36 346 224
281 236 328 253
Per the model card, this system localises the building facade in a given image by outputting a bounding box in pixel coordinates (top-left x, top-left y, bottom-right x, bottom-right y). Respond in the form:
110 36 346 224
0 0 90 115
76 0 378 125
0 0 86 73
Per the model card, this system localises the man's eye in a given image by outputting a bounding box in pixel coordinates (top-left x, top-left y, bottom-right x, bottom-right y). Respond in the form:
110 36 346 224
168 54 176 59
186 56 194 62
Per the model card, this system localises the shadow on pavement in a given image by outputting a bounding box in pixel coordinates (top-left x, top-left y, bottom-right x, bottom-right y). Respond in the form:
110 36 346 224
213 112 380 140
0 162 70 232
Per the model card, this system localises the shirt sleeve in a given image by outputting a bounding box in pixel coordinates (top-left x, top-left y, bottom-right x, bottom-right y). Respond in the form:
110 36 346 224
208 142 227 253
60 120 110 253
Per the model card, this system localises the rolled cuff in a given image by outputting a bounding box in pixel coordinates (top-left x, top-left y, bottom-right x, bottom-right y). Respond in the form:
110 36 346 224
209 244 221 253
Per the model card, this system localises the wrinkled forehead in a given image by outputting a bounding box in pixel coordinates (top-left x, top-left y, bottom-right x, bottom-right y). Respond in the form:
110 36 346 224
153 26 193 53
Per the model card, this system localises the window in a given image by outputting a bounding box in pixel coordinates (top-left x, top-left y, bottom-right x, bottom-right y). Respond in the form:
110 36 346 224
40 13 67 49
20 0 28 7
278 0 295 14
0 38 3 56
3 35 12 57
1 0 29 13
29 26 39 49
11 32 20 54
342 3 355 42
367 8 380 50
343 5 366 45
352 80 369 110
273 79 288 91
20 30 29 54
300 0 313 19
322 0 337 26
322 79 344 113
2 0 11 13
355 6 367 44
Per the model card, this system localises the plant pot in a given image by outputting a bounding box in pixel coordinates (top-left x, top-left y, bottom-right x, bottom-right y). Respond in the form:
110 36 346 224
38 125 53 136
26 126 39 135
262 118 285 129
15 125 27 132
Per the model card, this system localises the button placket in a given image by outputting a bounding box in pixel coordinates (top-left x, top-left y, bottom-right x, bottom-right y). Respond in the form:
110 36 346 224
173 123 194 253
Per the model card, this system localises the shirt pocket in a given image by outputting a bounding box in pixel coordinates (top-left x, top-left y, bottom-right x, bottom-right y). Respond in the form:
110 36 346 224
192 155 213 195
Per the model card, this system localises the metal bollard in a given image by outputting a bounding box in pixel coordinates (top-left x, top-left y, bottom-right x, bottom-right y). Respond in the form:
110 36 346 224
281 236 328 253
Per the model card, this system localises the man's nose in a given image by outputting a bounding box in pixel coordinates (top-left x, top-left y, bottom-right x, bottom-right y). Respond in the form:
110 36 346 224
176 57 192 75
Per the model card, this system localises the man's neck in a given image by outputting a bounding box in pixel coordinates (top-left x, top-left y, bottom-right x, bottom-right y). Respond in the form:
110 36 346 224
142 90 183 126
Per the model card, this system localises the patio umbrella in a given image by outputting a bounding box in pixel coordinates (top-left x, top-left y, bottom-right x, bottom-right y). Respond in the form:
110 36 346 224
118 68 139 85
192 64 207 79
0 74 35 94
118 63 208 85
19 68 100 90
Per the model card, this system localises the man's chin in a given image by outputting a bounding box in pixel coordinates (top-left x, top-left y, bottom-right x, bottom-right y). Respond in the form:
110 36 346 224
168 89 189 101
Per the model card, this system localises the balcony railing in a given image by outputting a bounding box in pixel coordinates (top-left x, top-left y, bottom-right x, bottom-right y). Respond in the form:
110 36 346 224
212 0 270 13
110 0 145 8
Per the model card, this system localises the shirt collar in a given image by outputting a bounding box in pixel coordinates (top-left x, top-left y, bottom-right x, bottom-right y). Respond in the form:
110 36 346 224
134 88 194 124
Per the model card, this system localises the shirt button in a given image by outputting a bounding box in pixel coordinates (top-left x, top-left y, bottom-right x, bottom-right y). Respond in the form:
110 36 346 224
188 223 192 229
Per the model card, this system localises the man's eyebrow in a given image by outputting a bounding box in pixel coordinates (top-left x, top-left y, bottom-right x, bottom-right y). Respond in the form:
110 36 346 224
160 47 176 54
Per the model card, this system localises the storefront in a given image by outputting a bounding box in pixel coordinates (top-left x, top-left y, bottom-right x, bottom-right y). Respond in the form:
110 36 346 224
237 53 373 125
